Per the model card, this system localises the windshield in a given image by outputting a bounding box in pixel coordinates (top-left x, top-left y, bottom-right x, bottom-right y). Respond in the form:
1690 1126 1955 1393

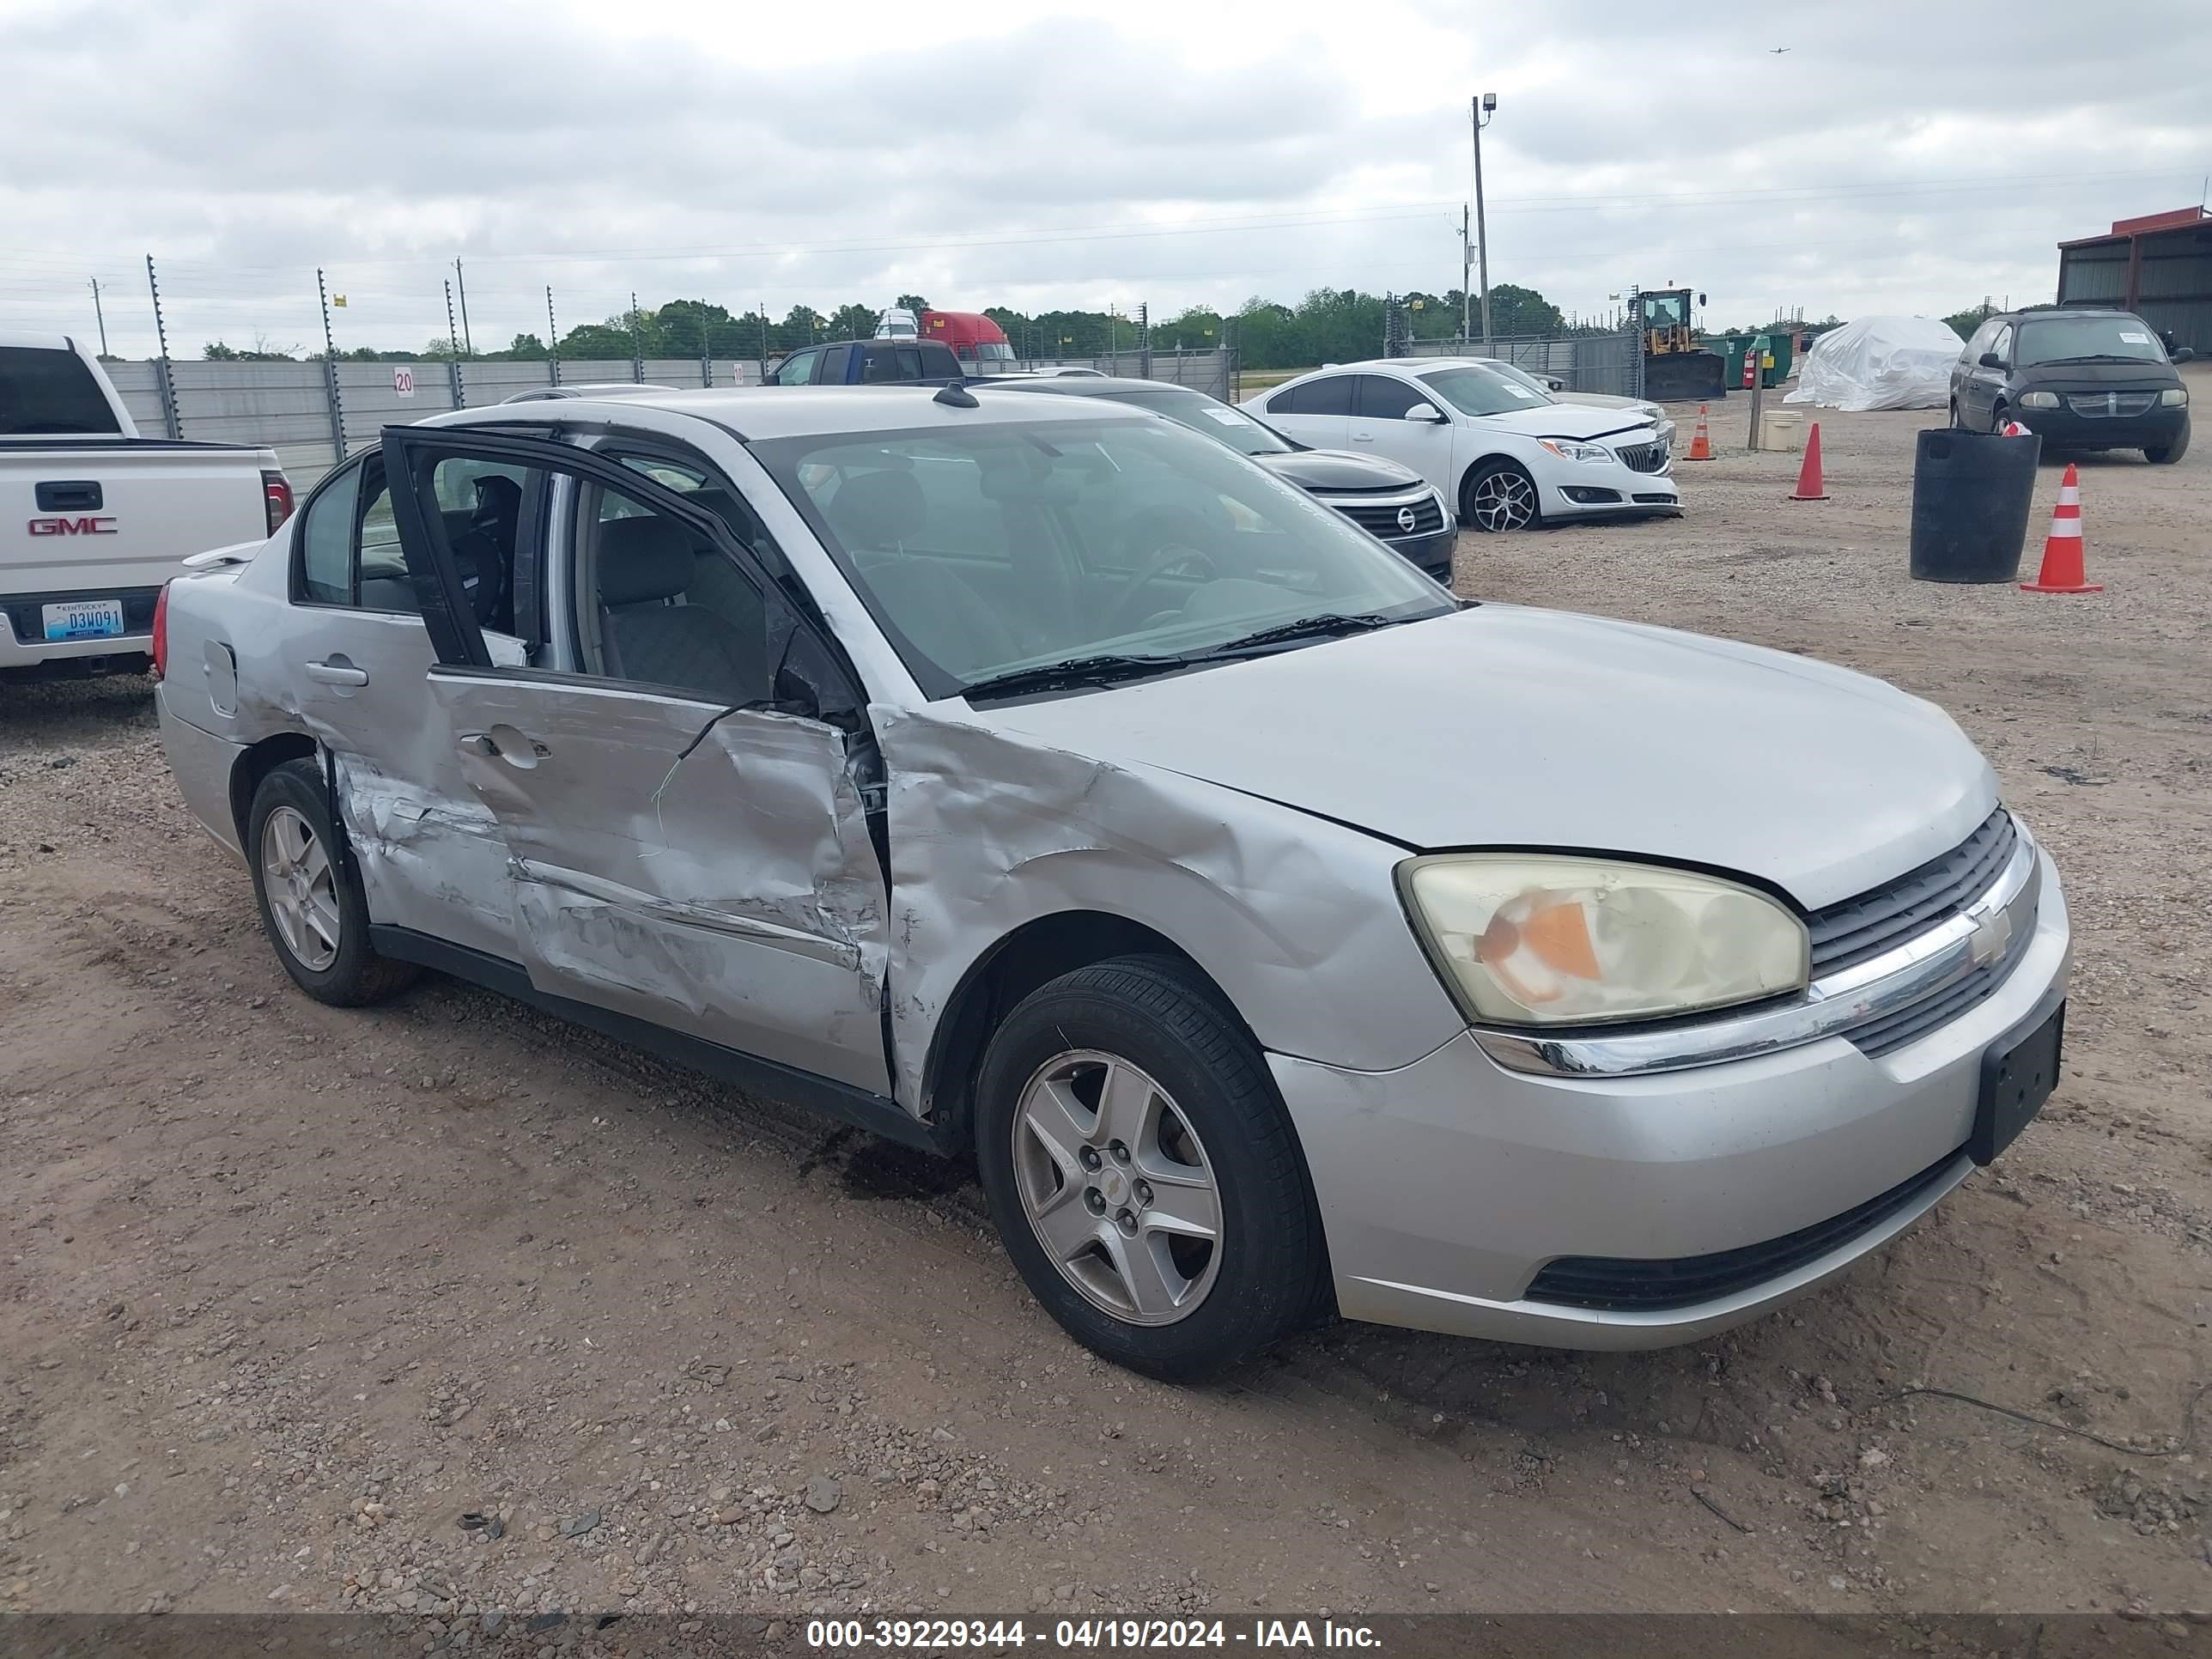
2018 315 2169 367
756 417 1452 698
1114 389 1297 456
1479 361 1561 402
1419 367 1547 416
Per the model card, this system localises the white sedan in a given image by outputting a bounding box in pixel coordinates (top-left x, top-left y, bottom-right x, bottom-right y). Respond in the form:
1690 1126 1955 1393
1243 358 1679 532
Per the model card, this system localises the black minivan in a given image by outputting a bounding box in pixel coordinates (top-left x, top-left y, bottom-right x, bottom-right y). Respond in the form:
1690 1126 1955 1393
1951 306 2192 463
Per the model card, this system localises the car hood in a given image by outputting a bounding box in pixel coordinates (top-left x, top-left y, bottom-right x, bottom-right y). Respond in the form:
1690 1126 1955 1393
975 605 1996 909
2016 359 2185 391
1251 448 1425 491
1459 401 1656 441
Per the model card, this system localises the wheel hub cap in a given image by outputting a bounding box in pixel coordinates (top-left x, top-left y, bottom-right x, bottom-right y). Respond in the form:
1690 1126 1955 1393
259 805 342 972
1010 1050 1223 1327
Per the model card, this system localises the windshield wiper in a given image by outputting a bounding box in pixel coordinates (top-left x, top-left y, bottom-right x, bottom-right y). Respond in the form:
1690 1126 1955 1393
2032 354 2146 366
959 653 1187 702
1182 611 1401 660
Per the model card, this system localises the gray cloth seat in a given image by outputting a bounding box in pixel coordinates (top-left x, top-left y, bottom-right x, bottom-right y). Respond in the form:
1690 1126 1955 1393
825 471 1019 677
597 516 763 703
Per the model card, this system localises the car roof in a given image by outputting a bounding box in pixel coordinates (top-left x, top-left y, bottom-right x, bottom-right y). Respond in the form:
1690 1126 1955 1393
428 384 1160 441
1998 305 2143 321
0 329 79 352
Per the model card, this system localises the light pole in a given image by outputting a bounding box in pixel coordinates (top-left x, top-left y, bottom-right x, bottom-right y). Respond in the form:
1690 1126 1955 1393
1470 91 1498 352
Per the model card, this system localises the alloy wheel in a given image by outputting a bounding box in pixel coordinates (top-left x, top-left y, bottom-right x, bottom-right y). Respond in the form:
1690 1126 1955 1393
1010 1050 1223 1326
1468 469 1538 532
260 805 341 971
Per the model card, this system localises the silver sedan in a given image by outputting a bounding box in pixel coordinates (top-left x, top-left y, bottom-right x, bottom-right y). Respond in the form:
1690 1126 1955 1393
152 386 2069 1378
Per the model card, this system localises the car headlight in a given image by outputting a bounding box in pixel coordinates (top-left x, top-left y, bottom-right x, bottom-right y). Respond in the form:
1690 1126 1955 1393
2160 387 2189 407
1537 439 1609 464
2018 392 2060 410
1398 854 1809 1026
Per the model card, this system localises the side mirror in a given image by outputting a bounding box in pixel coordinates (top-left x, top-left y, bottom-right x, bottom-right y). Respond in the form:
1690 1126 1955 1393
1978 352 2004 369
2172 346 2197 363
1541 376 1565 392
1403 402 1447 423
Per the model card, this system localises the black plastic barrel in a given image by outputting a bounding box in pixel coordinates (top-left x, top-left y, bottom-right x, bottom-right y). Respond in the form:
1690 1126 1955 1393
1909 428 2043 583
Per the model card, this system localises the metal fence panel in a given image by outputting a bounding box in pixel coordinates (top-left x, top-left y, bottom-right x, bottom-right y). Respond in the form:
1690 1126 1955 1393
1403 332 1642 398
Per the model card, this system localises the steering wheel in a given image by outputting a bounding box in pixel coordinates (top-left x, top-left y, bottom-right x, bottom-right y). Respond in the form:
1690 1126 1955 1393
1107 510 1223 631
1107 543 1220 631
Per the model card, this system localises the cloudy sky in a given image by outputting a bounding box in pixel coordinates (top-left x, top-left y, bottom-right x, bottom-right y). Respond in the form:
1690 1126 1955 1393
3 0 2208 357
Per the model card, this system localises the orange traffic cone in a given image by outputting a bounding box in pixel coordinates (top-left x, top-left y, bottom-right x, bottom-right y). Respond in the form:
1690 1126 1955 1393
1685 406 1713 460
2021 464 2101 593
1787 422 1829 501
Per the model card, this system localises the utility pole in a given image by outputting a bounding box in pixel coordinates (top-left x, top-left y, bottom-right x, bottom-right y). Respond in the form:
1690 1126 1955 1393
453 259 473 355
629 290 644 382
1471 92 1498 353
89 277 109 357
545 286 560 385
1459 205 1473 343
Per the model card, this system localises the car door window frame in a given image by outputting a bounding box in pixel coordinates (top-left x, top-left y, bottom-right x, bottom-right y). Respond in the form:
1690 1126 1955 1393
290 450 480 616
1988 325 2014 367
383 426 866 723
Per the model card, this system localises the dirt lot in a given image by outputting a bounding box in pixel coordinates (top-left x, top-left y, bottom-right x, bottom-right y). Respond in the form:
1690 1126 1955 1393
3 378 2208 1627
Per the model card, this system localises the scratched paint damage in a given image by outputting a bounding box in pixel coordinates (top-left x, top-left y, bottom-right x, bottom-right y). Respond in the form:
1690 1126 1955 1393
873 705 1459 1117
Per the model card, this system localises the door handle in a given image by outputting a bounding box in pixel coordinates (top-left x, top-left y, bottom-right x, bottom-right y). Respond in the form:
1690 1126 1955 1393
304 660 368 686
1351 433 1374 442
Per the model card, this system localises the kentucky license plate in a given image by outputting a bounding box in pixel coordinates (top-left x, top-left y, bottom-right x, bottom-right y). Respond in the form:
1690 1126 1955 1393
42 599 125 641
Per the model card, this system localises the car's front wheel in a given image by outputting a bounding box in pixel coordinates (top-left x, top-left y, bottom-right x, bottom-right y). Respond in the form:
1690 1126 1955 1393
2144 418 2189 465
247 757 418 1006
973 956 1327 1380
1461 459 1541 532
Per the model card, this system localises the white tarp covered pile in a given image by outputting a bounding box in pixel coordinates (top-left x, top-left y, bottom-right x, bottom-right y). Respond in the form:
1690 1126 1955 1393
1784 315 1965 412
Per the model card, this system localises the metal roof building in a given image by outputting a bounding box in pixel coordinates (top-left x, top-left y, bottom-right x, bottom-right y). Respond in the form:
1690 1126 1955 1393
2057 206 2212 353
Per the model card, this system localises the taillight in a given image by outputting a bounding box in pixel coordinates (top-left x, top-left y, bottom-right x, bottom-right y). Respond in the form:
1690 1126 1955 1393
151 581 170 681
263 470 295 534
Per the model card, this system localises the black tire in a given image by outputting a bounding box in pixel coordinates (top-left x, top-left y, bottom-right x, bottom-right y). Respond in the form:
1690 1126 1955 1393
246 757 418 1006
1948 398 1965 429
1988 400 2010 435
972 955 1327 1380
1458 458 1542 533
2145 418 2189 465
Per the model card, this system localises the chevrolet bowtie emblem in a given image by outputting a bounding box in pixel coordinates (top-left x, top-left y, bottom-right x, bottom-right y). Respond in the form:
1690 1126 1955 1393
1968 903 2015 967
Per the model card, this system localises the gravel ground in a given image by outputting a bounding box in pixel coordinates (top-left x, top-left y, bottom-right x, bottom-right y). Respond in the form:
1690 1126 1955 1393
2 378 2207 1635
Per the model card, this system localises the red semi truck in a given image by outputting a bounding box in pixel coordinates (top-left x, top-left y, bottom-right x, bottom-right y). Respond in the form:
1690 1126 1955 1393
875 307 1016 369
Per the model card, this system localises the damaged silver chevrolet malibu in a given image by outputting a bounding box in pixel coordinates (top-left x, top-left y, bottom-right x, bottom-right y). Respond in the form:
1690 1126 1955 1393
153 385 2069 1379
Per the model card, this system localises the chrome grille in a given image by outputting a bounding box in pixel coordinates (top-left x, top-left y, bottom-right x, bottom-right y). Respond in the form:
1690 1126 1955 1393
2065 391 2158 418
1328 495 1446 539
1806 809 2017 977
1614 441 1670 474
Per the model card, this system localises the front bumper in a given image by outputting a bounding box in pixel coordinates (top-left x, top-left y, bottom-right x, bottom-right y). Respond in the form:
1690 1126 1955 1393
2013 404 2186 450
1382 523 1458 580
1271 848 2069 1349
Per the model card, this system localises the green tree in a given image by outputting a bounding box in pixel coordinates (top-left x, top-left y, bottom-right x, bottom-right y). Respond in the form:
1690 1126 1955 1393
558 321 640 359
894 294 928 313
1486 283 1563 338
829 302 878 341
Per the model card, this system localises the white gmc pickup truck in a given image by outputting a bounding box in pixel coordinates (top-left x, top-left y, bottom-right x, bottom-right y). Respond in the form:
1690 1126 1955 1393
2 331 290 681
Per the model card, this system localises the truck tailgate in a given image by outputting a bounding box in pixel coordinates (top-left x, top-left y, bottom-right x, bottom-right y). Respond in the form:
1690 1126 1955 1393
3 441 276 602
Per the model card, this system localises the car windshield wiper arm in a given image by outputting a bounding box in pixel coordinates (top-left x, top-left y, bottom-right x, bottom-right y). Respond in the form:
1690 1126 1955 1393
959 653 1187 701
1182 611 1401 660
2031 354 2145 365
